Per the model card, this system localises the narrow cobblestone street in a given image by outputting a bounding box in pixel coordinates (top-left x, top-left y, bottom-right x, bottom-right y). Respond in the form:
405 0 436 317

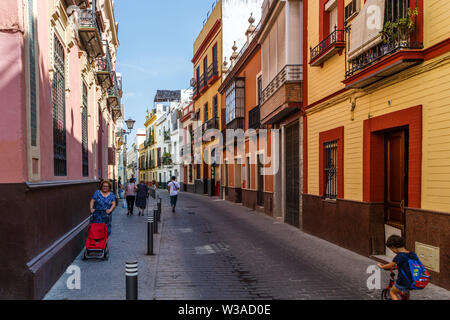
45 191 450 300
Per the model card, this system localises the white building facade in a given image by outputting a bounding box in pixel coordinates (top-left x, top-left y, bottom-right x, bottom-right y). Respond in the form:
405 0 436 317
126 128 145 182
170 89 193 187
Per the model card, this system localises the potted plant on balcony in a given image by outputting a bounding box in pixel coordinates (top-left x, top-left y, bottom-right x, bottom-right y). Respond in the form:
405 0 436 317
397 7 419 47
381 7 418 50
162 152 172 166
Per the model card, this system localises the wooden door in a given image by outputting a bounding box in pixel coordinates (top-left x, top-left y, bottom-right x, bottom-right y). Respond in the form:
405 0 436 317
385 130 407 232
257 155 264 206
285 122 300 227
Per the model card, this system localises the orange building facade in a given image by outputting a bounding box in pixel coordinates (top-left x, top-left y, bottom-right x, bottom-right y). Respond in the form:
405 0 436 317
219 21 275 214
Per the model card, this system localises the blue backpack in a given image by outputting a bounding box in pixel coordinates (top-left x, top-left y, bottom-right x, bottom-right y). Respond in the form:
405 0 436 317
400 254 431 290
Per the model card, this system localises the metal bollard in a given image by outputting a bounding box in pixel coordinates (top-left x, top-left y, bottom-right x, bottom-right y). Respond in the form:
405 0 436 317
153 209 159 234
125 260 138 300
157 198 162 222
147 213 154 255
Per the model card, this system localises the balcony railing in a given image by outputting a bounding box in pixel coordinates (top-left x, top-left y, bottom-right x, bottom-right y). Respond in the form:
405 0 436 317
193 73 208 99
95 41 113 89
162 154 172 166
107 72 120 108
344 0 423 84
182 103 194 120
144 135 154 148
261 64 302 105
163 130 171 142
78 9 103 58
204 116 220 131
207 62 219 85
310 27 345 65
248 106 261 129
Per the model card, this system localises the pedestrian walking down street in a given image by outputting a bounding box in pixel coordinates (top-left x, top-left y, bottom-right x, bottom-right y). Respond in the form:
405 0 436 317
168 176 180 212
135 181 149 216
118 177 123 199
90 180 116 237
125 178 137 216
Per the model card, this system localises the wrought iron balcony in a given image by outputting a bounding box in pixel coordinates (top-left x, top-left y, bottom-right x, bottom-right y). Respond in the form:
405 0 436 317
163 130 171 142
95 41 113 89
204 116 220 131
78 8 103 58
193 74 208 100
310 27 345 66
207 62 219 85
344 0 423 88
107 72 120 108
248 106 261 129
149 134 155 145
199 73 208 93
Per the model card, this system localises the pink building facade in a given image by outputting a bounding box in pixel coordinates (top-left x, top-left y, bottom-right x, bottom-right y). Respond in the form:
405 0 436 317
0 0 122 299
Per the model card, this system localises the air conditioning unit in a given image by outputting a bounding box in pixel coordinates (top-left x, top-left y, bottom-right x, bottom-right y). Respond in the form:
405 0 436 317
190 78 196 87
190 113 196 120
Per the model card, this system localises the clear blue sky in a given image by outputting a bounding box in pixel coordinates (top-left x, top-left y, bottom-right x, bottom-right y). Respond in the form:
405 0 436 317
115 0 216 143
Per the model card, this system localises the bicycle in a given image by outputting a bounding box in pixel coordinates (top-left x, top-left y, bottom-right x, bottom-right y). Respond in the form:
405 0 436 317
381 266 410 300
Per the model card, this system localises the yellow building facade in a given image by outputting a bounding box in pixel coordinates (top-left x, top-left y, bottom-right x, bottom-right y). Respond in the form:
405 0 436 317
192 1 223 196
304 0 450 289
141 110 157 184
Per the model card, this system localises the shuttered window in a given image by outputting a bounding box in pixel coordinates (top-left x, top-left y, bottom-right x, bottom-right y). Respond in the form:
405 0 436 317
204 102 208 122
213 95 218 118
82 83 89 177
53 34 67 176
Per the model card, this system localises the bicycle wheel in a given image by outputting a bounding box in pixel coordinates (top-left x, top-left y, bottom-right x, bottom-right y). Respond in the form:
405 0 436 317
381 288 392 300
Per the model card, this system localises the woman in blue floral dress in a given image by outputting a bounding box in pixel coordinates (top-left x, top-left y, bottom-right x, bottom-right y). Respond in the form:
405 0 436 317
90 180 116 236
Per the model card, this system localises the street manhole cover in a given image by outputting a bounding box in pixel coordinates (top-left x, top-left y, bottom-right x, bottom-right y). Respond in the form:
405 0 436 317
187 212 195 215
186 206 198 209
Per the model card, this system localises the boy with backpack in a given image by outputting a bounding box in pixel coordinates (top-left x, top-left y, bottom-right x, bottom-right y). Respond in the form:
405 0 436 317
378 235 430 300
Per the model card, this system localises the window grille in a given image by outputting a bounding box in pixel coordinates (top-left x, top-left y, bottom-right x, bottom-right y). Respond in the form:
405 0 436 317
53 34 67 176
324 140 338 199
82 83 89 176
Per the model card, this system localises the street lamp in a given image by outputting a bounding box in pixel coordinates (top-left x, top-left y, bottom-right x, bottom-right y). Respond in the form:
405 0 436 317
121 117 136 183
125 117 136 133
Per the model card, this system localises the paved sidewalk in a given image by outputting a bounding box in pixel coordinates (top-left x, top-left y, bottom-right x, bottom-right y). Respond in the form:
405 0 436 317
44 194 163 300
45 190 450 300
